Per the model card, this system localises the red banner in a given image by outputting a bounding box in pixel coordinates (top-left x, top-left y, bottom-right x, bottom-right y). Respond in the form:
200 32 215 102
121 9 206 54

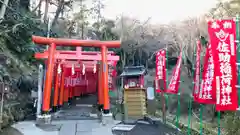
64 68 87 87
112 61 118 77
108 61 117 91
208 19 238 111
166 52 182 94
193 40 202 101
197 44 216 104
155 50 166 93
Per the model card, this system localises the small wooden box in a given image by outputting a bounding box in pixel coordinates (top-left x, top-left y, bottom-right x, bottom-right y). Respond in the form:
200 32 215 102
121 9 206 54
124 88 146 119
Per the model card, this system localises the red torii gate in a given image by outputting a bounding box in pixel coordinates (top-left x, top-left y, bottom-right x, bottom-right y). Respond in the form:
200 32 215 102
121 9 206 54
35 48 119 112
35 50 119 61
32 35 121 115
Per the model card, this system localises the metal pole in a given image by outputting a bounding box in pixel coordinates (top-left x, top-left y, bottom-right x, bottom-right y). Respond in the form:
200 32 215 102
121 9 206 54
37 64 43 117
0 83 4 123
188 40 197 135
42 63 47 104
164 46 169 124
235 15 240 107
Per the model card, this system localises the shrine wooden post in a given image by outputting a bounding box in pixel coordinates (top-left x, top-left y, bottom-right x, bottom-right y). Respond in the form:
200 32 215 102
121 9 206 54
53 62 61 111
32 35 121 114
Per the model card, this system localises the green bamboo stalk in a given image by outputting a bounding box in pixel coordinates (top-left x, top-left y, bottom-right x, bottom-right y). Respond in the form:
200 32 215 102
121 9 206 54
187 97 192 135
200 104 203 135
176 92 181 128
217 111 221 135
188 41 197 135
235 15 240 107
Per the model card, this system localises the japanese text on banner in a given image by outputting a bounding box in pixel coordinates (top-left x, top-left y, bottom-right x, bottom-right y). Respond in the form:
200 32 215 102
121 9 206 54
193 40 202 101
197 44 216 104
208 20 238 111
155 50 166 93
166 52 182 94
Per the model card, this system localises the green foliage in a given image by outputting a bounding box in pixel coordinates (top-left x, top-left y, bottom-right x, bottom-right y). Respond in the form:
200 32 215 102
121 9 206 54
0 0 50 64
223 112 240 135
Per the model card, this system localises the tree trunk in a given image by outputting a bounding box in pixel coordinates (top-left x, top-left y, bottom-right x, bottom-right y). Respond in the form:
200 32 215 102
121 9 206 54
0 0 10 21
81 23 84 39
51 0 64 27
38 0 42 17
32 0 42 13
131 45 135 65
43 0 49 23
138 49 142 65
121 50 126 69
120 50 126 88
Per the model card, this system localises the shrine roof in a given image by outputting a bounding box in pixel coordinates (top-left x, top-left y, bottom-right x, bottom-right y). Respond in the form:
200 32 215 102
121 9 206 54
120 66 147 77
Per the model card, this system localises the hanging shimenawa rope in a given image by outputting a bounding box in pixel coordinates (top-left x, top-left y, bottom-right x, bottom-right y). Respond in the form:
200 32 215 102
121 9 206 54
187 40 197 135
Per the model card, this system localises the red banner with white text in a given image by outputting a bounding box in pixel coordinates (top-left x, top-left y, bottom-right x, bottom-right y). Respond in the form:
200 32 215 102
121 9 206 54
197 44 216 104
208 19 238 111
193 40 202 101
166 52 182 94
155 50 166 93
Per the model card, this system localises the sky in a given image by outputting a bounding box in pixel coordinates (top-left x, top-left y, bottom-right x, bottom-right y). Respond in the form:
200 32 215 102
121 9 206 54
31 0 218 24
102 0 218 24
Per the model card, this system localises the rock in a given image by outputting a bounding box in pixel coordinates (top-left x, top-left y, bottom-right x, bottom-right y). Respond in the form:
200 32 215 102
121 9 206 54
16 75 37 93
0 127 23 135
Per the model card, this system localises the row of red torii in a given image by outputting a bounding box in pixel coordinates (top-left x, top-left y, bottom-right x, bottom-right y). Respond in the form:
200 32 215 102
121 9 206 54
33 35 121 116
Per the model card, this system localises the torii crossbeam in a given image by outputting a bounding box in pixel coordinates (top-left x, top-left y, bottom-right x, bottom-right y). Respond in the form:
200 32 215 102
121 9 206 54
35 50 119 61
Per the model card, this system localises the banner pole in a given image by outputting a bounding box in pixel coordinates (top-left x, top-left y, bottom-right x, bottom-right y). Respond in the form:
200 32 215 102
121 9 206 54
165 45 169 123
199 52 204 134
198 40 204 134
200 104 203 135
188 40 197 135
235 15 240 107
217 111 221 135
199 44 204 135
187 96 192 134
176 92 180 128
176 50 184 129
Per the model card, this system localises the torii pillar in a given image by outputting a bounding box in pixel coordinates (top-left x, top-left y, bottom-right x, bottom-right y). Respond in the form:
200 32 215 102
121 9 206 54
32 36 121 116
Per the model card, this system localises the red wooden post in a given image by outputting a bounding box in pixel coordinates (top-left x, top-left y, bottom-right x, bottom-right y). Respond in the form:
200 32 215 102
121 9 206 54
53 63 60 111
101 46 110 114
42 43 56 114
98 63 103 110
64 87 69 102
69 87 73 102
59 66 65 107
